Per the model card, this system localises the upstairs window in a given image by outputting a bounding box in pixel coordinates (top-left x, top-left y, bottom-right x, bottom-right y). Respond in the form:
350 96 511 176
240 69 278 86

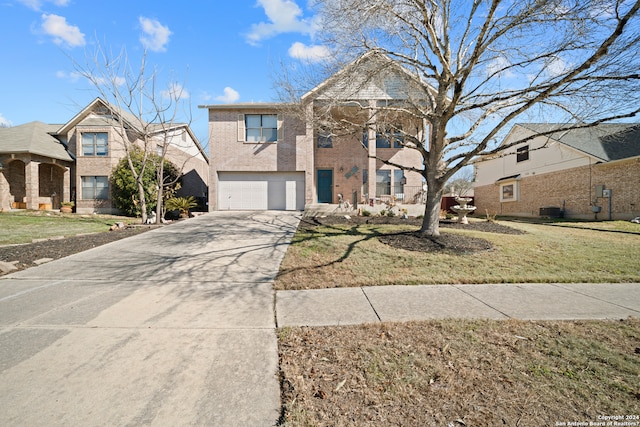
317 128 333 148
376 126 404 148
82 132 108 156
244 114 278 142
516 145 529 162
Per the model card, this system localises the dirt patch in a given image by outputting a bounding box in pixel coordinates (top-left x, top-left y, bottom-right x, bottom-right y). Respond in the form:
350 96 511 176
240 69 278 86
278 318 640 426
300 216 525 254
0 227 153 275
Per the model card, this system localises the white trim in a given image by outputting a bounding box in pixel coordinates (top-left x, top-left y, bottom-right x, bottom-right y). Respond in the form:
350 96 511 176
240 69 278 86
499 180 518 202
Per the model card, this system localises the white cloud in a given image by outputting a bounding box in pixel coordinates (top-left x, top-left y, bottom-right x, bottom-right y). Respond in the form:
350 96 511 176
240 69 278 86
547 56 570 77
57 70 127 88
56 70 81 82
18 0 70 11
139 17 172 52
162 83 190 100
288 42 330 62
246 0 319 45
0 113 12 127
215 87 240 103
486 56 515 78
40 13 85 47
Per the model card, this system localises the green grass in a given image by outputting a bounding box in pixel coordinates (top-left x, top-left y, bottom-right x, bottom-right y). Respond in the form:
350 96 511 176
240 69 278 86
275 219 640 289
0 211 137 245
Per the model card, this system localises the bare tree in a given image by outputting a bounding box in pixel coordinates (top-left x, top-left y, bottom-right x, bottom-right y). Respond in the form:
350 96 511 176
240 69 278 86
73 44 192 223
445 167 474 197
279 0 640 236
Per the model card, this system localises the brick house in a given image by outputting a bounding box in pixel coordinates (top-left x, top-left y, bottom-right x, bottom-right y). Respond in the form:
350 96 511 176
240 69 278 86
473 123 640 220
0 98 209 214
201 51 430 211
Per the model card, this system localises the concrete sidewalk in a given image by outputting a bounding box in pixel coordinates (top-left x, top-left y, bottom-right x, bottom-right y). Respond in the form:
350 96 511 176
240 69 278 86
276 282 640 327
0 211 301 427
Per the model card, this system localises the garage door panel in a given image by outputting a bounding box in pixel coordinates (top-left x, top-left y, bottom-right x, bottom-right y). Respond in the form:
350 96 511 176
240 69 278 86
218 172 304 211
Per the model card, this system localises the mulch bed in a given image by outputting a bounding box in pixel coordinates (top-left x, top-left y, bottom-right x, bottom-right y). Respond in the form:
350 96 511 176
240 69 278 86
300 216 525 254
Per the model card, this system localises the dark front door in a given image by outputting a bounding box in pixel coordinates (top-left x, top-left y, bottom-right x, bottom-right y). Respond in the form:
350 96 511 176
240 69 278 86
317 169 333 203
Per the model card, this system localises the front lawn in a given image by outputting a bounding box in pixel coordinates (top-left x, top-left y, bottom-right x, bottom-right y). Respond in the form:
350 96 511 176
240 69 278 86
0 210 137 245
274 217 640 289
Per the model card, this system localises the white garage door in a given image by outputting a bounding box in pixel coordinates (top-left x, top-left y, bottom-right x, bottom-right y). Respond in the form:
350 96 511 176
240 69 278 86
218 172 305 211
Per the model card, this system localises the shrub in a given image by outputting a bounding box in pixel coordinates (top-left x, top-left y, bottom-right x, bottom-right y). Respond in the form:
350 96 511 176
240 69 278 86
111 148 180 217
165 196 198 218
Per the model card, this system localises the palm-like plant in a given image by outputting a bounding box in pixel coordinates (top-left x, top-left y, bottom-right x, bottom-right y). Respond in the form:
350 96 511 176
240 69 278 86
165 196 198 218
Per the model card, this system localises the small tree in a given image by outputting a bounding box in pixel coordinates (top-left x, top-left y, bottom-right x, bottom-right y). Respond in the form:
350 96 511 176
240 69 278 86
73 43 193 224
111 148 180 218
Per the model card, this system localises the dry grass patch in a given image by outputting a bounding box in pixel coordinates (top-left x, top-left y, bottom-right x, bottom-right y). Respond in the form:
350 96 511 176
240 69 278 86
278 318 640 426
274 217 640 290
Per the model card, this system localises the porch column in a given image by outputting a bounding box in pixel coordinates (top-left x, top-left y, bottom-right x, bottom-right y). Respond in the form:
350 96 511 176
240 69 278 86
24 160 40 210
367 100 377 202
306 102 316 205
62 166 71 203
0 158 9 211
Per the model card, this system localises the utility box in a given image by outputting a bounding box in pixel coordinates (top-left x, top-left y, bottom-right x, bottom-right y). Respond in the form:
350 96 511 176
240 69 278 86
595 185 605 198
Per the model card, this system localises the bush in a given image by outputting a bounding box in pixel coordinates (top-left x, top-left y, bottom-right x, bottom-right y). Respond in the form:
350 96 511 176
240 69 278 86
165 196 198 218
111 148 180 217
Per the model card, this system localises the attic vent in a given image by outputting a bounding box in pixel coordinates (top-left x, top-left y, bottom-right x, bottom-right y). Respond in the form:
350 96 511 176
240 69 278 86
96 106 110 115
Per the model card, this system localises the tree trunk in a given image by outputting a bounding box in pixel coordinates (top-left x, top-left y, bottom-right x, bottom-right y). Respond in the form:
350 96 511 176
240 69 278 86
420 184 444 237
155 162 164 224
136 179 147 224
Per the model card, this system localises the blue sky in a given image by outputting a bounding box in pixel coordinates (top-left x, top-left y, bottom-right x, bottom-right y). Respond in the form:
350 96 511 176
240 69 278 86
0 0 328 145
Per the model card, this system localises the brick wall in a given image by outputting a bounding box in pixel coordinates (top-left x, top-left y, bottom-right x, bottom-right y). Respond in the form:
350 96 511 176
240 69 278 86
474 157 640 220
208 108 310 210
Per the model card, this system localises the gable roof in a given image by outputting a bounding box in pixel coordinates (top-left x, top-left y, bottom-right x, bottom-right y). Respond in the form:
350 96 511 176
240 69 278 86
57 97 208 162
0 121 73 162
518 123 640 162
301 50 437 103
57 97 146 135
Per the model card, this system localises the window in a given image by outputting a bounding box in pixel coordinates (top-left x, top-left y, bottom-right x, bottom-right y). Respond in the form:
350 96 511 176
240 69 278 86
393 170 405 196
317 128 333 148
245 114 277 142
516 145 529 162
376 126 403 148
82 132 108 156
376 170 391 196
500 182 518 202
362 129 369 148
82 176 109 200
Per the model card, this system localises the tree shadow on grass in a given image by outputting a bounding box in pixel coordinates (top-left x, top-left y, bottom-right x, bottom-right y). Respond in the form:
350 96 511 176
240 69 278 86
275 217 499 285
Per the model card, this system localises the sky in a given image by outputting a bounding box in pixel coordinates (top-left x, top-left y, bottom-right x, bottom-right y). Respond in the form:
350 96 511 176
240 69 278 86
0 0 329 146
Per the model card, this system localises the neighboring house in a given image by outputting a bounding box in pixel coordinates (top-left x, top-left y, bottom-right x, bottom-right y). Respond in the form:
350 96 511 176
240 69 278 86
473 123 640 220
0 98 209 214
201 51 431 211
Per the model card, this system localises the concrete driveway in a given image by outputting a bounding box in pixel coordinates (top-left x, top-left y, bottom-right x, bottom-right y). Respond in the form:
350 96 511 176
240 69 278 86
0 211 300 426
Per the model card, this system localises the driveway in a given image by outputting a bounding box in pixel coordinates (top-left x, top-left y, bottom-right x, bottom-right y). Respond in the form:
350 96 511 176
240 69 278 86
0 211 300 426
